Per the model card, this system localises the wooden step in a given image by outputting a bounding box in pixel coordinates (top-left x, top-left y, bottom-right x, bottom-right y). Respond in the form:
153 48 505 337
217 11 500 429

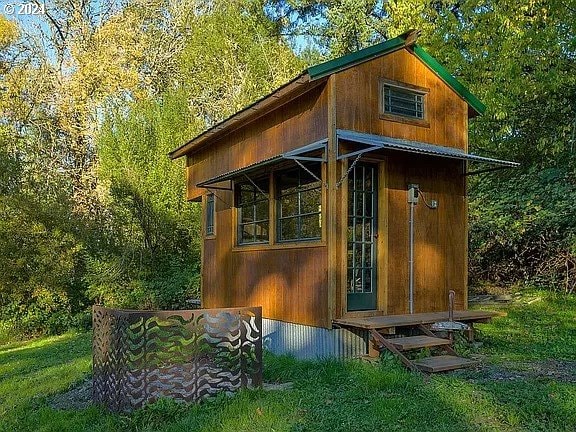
413 355 479 373
388 335 451 351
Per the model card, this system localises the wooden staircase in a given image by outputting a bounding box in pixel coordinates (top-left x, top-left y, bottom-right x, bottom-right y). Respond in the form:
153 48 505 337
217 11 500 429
370 325 479 373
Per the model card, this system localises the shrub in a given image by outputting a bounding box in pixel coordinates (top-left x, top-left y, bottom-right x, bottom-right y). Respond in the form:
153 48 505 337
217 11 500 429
469 166 576 294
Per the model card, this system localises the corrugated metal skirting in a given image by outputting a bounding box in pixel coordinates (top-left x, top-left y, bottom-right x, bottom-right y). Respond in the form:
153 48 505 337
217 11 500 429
262 318 369 360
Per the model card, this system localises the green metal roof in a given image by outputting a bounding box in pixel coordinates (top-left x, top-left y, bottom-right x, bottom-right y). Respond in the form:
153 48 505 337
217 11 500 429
306 34 486 115
411 45 486 115
307 36 406 80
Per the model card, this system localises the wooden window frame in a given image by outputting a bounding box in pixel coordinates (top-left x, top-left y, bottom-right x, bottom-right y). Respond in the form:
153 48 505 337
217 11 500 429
276 165 323 243
235 180 270 245
204 193 216 238
232 164 326 250
379 78 430 128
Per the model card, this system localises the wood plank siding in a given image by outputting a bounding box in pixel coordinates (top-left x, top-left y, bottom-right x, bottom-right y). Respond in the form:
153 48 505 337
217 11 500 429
334 48 469 317
197 84 331 328
385 155 467 313
202 198 329 327
186 84 329 201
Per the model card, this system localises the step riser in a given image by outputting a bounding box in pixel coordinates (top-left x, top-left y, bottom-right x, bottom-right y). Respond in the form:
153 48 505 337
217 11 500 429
416 363 478 373
371 330 477 374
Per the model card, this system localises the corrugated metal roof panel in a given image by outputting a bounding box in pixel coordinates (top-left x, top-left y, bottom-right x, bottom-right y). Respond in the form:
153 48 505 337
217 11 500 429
196 139 328 187
196 156 283 187
337 129 519 167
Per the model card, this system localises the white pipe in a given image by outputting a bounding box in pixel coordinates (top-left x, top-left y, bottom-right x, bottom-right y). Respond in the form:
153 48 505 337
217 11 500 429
408 200 415 314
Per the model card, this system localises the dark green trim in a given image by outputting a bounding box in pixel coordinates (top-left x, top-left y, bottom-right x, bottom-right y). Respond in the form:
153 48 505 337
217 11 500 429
307 34 486 116
307 37 405 80
412 45 486 115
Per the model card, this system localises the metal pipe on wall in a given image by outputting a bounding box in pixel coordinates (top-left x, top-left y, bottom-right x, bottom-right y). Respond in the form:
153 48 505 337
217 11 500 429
408 200 415 314
407 184 438 315
407 184 419 314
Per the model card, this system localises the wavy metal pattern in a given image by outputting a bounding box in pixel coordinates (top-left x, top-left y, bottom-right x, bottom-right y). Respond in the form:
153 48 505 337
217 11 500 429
92 306 262 412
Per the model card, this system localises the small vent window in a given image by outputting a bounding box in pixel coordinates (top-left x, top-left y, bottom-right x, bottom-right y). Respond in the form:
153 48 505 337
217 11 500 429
382 84 425 120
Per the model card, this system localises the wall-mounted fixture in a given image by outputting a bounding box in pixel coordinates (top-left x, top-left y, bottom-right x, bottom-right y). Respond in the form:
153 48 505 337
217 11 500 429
407 184 438 314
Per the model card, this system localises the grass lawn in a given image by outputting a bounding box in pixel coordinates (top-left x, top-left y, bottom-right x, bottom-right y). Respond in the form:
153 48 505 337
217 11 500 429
1 290 575 432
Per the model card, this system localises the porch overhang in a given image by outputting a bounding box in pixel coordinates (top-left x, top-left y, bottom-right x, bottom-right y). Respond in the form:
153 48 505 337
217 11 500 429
336 129 519 169
196 138 327 188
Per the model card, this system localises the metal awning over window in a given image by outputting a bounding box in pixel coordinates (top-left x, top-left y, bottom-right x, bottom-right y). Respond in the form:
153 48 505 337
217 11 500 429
196 139 327 188
337 129 519 168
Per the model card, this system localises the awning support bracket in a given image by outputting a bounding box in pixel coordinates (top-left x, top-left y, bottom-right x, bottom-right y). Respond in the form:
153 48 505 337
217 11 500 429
243 174 268 196
337 145 382 161
205 188 232 208
335 153 363 189
294 159 327 188
203 181 232 191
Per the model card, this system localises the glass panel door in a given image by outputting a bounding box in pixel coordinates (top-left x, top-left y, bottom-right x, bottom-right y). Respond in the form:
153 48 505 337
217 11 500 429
347 164 377 311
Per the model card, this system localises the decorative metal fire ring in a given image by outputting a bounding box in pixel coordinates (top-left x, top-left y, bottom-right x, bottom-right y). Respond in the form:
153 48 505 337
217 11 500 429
92 305 262 412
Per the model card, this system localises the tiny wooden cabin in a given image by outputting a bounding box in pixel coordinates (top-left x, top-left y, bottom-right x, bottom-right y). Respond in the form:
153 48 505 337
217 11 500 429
170 31 516 358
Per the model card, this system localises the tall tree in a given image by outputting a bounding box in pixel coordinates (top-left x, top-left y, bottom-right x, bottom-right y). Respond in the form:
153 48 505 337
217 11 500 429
180 0 305 125
91 0 304 308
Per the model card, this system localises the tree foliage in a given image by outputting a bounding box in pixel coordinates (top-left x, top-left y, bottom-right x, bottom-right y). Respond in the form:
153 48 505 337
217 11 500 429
180 0 305 124
1 0 575 337
0 0 303 336
92 91 202 309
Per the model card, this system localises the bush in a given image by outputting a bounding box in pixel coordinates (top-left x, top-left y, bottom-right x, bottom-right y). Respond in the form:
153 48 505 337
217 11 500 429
469 166 576 294
0 202 90 336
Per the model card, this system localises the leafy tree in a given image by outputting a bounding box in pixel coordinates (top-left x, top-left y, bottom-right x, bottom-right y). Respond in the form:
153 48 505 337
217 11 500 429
91 0 304 309
266 0 389 56
93 91 202 309
180 0 305 125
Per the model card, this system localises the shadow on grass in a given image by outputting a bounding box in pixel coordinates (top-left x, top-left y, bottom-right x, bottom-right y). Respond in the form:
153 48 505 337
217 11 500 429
153 354 499 432
477 378 576 431
0 332 91 382
0 332 99 431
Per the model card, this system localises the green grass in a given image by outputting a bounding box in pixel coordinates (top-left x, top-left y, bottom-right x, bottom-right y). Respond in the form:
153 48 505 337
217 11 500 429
474 290 576 362
1 290 575 432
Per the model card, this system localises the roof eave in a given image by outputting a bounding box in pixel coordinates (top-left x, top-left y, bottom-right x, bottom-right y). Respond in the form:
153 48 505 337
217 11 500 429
169 71 316 159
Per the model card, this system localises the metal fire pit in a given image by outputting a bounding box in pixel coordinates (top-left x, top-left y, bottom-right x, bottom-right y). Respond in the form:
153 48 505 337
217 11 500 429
92 305 263 412
430 320 470 331
430 290 470 332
